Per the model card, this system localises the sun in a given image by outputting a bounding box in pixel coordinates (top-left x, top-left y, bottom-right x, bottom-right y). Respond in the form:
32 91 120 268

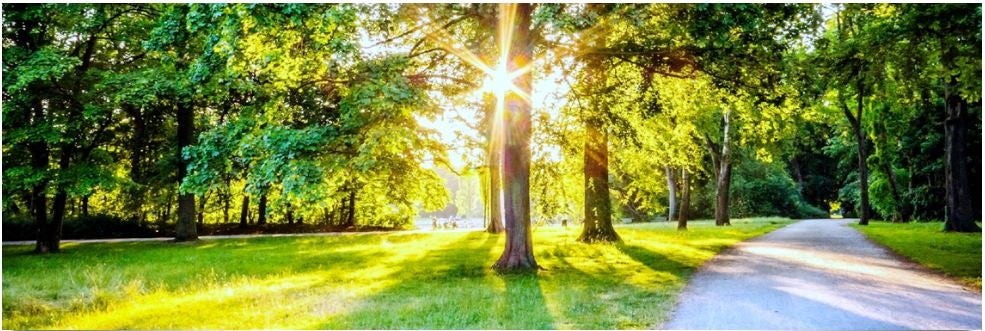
482 62 513 99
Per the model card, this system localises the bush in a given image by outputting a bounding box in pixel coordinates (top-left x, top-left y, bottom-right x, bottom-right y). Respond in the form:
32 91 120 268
2 214 162 241
62 214 159 239
2 216 36 241
730 162 829 219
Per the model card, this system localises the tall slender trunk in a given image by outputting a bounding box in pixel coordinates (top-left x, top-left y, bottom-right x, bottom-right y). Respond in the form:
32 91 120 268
31 96 51 253
344 188 356 227
493 3 538 272
715 163 733 226
239 195 250 228
878 157 907 222
197 192 207 226
126 105 146 225
48 145 73 252
487 135 504 234
665 166 677 222
257 193 268 225
678 169 690 231
714 110 732 226
843 85 871 226
81 195 89 216
222 186 230 224
175 103 198 241
943 77 980 232
286 202 295 225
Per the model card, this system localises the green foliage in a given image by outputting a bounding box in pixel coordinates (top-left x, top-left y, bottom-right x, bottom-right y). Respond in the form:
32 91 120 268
729 160 827 219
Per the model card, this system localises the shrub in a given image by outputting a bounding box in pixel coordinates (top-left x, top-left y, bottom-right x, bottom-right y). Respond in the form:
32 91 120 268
2 214 161 241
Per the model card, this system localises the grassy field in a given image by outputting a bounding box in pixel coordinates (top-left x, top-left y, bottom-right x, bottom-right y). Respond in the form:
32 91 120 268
852 221 982 290
2 218 790 330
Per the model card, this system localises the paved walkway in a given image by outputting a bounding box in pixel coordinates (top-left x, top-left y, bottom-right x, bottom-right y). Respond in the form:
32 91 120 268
664 219 982 330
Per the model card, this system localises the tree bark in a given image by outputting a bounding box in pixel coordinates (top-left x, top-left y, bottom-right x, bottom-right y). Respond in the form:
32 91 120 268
580 121 620 242
343 188 356 227
175 102 198 241
714 110 733 226
197 192 207 226
222 190 230 224
239 195 250 228
257 193 268 225
943 78 980 232
486 132 505 234
47 144 73 253
842 88 870 226
125 105 146 225
665 166 677 222
30 95 51 253
286 202 295 225
493 3 538 272
577 3 619 243
678 169 690 231
81 195 89 216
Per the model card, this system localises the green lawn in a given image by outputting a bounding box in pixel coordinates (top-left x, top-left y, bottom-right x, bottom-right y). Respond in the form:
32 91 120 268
852 221 982 290
2 218 789 330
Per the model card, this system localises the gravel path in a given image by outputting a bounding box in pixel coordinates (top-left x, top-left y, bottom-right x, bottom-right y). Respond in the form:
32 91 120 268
663 219 982 330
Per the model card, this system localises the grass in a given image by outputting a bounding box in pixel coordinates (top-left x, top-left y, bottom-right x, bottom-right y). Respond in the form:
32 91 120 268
2 217 790 330
851 221 982 290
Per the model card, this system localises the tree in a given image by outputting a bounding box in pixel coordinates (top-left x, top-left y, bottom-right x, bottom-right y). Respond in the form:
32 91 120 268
890 4 981 232
493 3 538 272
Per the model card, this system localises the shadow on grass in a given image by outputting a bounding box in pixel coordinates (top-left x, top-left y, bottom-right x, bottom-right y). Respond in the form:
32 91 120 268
312 231 555 329
615 243 695 274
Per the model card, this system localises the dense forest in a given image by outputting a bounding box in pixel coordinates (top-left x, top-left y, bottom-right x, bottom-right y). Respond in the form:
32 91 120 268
3 4 981 267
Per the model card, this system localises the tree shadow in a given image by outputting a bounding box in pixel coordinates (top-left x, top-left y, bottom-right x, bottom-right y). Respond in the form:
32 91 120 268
309 231 556 329
614 243 695 275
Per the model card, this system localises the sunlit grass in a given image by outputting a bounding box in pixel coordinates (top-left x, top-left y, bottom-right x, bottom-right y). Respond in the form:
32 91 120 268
852 221 982 290
2 217 790 329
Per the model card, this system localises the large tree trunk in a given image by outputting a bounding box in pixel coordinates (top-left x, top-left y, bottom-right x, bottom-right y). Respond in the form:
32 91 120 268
943 78 980 232
580 121 620 242
239 195 250 228
665 166 677 222
257 193 268 225
493 3 538 272
678 169 690 231
175 103 198 241
714 110 732 226
577 3 619 243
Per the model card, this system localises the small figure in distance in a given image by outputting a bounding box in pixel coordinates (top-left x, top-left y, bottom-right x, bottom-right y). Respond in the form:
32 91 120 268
451 216 458 229
431 216 438 230
561 219 568 227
